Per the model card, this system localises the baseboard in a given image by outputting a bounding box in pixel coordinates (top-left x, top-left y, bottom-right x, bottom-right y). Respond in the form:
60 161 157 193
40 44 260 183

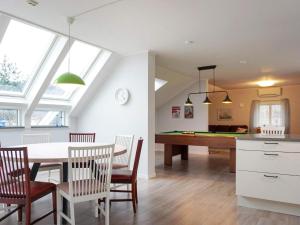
237 196 300 216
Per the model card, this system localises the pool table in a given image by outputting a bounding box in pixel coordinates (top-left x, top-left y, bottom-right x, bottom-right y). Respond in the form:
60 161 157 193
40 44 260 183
155 131 245 173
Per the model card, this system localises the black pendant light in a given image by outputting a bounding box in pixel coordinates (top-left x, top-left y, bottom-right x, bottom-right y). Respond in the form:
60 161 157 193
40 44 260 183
203 94 212 104
222 94 232 104
184 65 233 105
185 96 193 106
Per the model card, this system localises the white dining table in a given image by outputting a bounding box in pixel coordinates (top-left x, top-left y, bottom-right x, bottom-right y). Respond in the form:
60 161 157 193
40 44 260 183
13 142 126 224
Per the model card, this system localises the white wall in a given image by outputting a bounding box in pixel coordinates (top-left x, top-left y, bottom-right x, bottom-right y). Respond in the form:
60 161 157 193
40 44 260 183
156 80 209 152
76 51 156 179
156 81 208 132
0 127 71 146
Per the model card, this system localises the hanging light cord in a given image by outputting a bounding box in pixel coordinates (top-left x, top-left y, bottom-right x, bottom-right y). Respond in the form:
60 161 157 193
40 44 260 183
72 0 125 19
68 20 71 73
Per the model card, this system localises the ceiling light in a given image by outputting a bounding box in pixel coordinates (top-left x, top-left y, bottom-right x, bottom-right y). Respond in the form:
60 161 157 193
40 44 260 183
27 0 39 6
257 80 276 87
184 40 194 45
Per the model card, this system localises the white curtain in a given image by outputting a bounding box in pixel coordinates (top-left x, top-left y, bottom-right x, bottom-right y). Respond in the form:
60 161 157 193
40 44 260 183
249 100 260 133
249 99 290 134
280 98 290 133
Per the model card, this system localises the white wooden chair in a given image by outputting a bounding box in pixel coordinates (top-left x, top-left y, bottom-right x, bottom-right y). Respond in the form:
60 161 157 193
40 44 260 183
261 126 285 136
56 144 114 225
113 135 134 169
22 133 62 182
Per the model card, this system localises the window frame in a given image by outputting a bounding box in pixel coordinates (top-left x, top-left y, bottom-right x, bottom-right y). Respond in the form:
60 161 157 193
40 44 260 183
0 18 57 97
0 107 21 128
31 109 67 127
258 101 283 127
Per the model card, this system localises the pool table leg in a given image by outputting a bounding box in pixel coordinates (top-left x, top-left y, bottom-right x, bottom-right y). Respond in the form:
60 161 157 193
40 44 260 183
229 148 236 173
164 144 189 167
164 144 173 166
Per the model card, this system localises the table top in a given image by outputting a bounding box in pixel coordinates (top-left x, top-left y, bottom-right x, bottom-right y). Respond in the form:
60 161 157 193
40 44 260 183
158 130 245 138
13 142 126 163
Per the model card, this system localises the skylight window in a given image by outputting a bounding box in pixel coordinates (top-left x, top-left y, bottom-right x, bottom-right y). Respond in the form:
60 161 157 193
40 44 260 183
155 78 168 91
0 19 55 95
42 41 100 100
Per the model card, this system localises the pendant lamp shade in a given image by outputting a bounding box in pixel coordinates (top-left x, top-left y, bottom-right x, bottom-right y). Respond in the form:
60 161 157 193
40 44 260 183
55 17 85 87
185 96 193 106
203 95 212 104
222 94 232 104
55 72 85 85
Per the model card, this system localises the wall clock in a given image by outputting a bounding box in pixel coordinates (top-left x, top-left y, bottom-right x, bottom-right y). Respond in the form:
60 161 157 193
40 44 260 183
115 88 130 105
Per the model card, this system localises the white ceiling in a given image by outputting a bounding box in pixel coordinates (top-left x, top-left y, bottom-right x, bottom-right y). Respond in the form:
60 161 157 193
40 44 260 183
1 0 300 89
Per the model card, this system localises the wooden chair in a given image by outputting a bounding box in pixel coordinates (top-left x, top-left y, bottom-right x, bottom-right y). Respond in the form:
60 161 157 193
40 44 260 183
22 133 62 183
109 138 143 213
69 133 96 142
56 144 114 225
0 147 57 225
113 135 134 169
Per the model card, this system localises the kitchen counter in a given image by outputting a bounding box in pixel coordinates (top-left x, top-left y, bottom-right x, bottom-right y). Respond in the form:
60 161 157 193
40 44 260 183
236 134 300 142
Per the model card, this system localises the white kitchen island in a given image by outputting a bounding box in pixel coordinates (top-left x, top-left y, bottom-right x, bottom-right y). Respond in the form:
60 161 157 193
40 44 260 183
236 134 300 216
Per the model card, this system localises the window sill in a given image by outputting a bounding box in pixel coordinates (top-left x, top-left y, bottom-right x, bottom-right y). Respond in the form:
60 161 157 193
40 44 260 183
31 126 69 129
0 126 25 129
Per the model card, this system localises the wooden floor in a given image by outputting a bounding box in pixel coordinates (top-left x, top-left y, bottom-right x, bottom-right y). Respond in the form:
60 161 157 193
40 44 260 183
2 151 300 225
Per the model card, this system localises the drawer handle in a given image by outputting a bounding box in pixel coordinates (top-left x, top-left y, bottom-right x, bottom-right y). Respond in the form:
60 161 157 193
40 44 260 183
264 174 278 179
264 153 279 156
264 142 279 145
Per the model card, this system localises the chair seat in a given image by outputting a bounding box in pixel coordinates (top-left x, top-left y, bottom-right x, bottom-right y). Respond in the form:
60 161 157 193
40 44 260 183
30 181 56 201
112 163 128 169
111 169 132 183
0 181 56 201
57 180 108 195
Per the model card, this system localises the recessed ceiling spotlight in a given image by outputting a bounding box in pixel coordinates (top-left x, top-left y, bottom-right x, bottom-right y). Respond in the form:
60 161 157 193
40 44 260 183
184 40 194 45
257 80 276 87
27 0 39 6
239 60 247 64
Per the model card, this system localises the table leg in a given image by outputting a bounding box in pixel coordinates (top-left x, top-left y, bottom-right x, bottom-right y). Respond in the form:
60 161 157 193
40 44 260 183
164 144 173 167
180 145 188 160
30 163 41 181
229 148 236 173
62 162 68 224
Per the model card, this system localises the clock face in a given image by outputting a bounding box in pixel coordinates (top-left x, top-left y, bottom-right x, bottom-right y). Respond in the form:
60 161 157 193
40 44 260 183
115 88 130 105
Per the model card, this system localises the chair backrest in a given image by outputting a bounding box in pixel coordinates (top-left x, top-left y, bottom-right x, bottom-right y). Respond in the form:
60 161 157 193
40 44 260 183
114 135 134 167
131 138 143 182
22 133 50 144
69 133 95 143
0 147 30 201
68 144 114 198
261 126 285 136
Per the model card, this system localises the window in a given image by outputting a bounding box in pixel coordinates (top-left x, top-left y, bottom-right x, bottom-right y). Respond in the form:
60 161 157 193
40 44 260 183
42 41 100 100
31 110 65 127
0 109 19 127
0 19 55 95
155 78 168 91
258 102 283 127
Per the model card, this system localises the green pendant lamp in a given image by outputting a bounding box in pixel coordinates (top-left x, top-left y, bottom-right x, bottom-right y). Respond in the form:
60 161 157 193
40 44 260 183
55 17 85 86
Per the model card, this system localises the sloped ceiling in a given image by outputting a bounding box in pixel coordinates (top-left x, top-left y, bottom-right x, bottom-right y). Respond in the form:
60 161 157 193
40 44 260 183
1 0 300 89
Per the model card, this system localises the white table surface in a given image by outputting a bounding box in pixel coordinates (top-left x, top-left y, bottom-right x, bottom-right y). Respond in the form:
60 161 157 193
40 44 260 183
14 142 126 163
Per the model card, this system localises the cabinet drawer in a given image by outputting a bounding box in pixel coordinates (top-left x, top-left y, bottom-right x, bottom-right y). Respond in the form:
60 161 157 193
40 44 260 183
236 171 300 205
237 140 300 153
237 150 300 175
